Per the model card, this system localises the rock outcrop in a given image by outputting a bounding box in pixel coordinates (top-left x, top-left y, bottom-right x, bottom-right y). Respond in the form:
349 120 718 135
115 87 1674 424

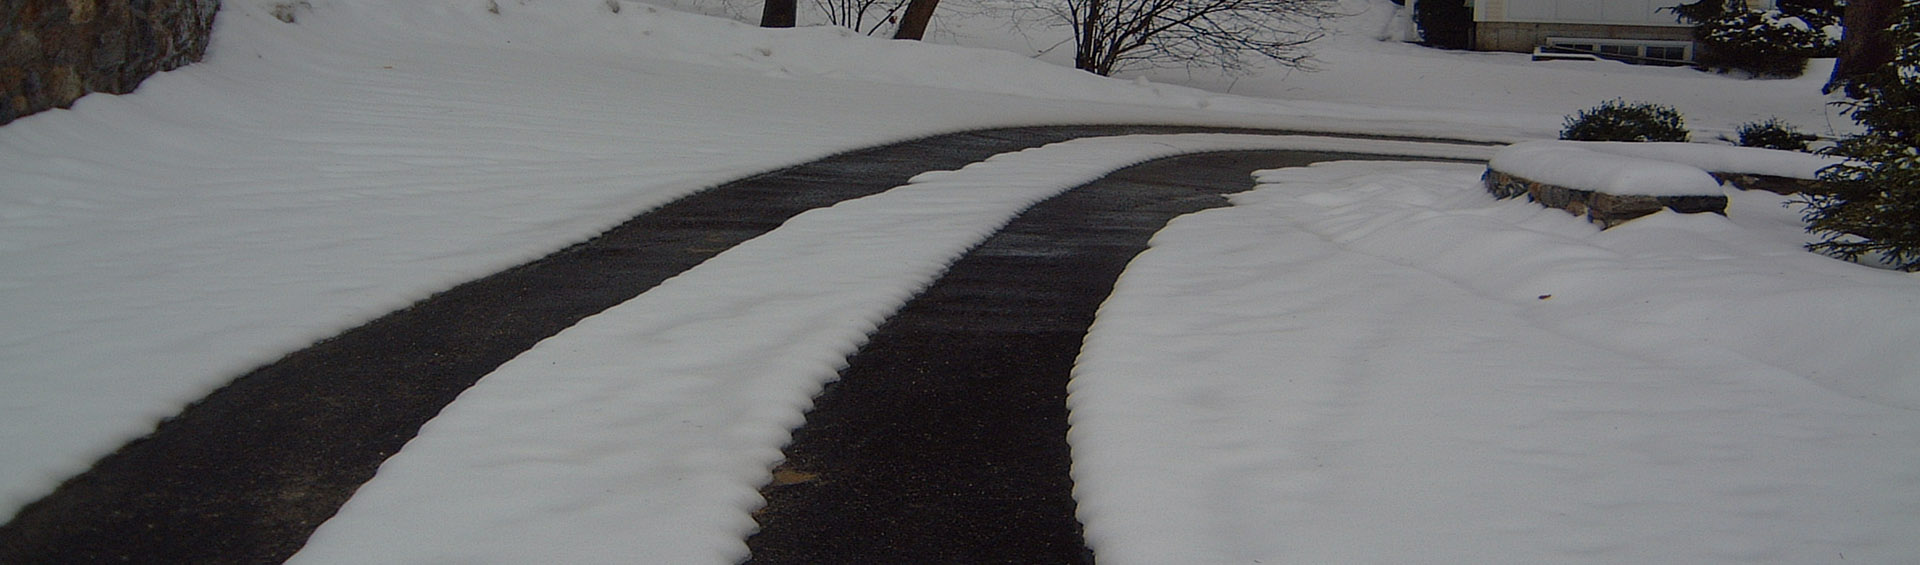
2 0 219 125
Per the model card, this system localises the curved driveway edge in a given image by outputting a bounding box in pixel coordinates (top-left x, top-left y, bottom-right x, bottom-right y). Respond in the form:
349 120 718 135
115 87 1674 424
0 126 1492 564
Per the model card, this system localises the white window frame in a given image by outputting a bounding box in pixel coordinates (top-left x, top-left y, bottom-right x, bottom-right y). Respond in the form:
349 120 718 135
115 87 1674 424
1544 36 1694 63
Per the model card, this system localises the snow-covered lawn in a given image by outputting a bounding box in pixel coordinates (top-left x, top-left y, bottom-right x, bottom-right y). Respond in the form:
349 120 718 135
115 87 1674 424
1077 163 1920 563
2 0 1914 562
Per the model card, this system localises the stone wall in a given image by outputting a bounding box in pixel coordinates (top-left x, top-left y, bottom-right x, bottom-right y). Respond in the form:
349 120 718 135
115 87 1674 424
1483 169 1727 229
1 0 220 125
1711 172 1823 195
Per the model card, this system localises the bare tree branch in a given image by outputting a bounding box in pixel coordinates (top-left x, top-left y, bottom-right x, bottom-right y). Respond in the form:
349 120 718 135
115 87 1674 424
1034 0 1334 75
810 0 913 35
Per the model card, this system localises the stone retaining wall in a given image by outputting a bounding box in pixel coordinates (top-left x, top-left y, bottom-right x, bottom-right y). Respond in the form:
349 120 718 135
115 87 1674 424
1 0 220 125
1711 172 1823 195
1483 169 1728 229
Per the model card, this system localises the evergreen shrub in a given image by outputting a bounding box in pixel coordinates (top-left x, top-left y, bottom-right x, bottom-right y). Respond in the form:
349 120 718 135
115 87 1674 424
1560 100 1690 142
1694 9 1831 77
1777 0 1843 56
1799 2 1920 271
1734 118 1818 151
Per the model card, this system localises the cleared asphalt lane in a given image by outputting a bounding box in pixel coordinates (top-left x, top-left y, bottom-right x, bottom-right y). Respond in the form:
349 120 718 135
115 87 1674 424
741 150 1469 564
0 127 1485 564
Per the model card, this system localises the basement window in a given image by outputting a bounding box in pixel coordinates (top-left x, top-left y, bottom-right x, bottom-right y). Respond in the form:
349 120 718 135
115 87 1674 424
1544 37 1693 66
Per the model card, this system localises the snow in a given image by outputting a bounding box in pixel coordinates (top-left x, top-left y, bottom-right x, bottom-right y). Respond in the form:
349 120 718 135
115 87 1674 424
1491 141 1727 196
1570 140 1843 179
3 0 1914 562
1489 140 1843 196
1073 162 1920 563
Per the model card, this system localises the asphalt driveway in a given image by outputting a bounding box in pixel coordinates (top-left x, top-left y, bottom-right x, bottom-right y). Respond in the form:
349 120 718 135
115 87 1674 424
0 126 1485 564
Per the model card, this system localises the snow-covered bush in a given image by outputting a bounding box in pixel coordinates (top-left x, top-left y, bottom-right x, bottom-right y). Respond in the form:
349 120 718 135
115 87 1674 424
1662 0 1729 26
1734 117 1817 151
1799 1 1920 271
1694 8 1833 77
1560 100 1690 142
1777 0 1844 56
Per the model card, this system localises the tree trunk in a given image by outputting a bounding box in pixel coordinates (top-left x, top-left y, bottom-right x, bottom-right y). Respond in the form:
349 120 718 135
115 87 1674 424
1825 0 1897 93
762 0 796 28
1075 0 1103 73
893 0 941 39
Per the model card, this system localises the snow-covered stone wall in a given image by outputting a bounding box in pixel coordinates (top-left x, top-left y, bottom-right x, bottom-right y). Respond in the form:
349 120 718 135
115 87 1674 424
1558 140 1840 180
1483 169 1727 228
1483 141 1840 228
1 0 219 125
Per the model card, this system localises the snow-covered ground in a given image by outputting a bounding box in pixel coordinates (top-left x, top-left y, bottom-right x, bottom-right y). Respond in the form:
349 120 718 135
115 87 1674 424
892 0 1854 141
3 0 1915 562
1076 163 1920 563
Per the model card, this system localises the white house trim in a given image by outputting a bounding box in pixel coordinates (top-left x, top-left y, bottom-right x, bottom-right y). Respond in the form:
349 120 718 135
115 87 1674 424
1467 0 1776 61
1478 0 1680 27
1476 0 1776 26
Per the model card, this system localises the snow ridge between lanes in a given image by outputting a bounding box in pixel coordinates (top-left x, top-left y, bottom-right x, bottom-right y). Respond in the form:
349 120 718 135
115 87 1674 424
286 135 1491 564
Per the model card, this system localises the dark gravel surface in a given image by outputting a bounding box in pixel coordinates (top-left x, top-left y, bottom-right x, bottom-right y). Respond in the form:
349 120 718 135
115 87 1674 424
0 126 1484 564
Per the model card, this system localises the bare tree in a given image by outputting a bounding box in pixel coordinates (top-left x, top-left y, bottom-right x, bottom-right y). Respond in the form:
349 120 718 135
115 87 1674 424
808 0 914 34
762 0 797 27
1032 0 1338 75
893 0 942 39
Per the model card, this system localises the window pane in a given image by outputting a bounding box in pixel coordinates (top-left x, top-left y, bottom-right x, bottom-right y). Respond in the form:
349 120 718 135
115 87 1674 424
1646 46 1686 60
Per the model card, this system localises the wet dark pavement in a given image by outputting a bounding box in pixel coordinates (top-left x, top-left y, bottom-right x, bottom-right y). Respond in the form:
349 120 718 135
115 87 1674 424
0 126 1485 564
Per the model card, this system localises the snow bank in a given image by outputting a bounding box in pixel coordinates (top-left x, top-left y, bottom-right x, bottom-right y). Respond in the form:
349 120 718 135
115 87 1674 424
1072 161 1920 564
1491 139 1844 198
1575 141 1842 179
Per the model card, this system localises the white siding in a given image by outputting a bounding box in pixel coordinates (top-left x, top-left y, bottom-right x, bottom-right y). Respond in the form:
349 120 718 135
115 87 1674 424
1478 0 1689 26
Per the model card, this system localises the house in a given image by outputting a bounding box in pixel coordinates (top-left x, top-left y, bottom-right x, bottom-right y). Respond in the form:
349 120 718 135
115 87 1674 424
1471 0 1777 64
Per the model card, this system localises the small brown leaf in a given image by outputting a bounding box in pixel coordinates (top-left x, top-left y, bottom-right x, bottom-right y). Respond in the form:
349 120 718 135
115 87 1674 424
768 468 818 487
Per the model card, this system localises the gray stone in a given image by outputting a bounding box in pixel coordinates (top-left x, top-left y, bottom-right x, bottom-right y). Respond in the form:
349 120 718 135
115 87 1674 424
1 0 218 125
1482 169 1727 229
1711 172 1828 195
